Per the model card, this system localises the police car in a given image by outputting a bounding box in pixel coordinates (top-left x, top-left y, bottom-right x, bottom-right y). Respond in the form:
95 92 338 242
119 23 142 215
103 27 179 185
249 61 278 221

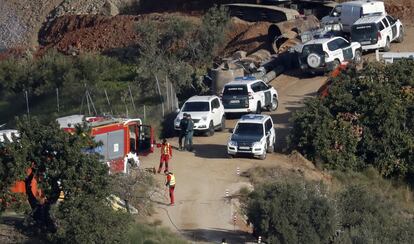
298 37 362 73
351 14 404 52
220 77 278 114
227 114 276 160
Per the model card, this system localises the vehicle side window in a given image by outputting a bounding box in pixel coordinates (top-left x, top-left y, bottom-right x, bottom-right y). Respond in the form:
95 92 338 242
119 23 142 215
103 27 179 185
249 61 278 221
211 98 220 109
336 38 350 49
327 40 339 51
386 16 395 25
377 21 385 31
265 119 273 133
251 82 261 92
382 18 389 28
259 82 269 91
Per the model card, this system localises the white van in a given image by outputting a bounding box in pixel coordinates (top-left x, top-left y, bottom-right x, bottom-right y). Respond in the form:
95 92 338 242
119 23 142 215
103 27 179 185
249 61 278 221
321 1 386 32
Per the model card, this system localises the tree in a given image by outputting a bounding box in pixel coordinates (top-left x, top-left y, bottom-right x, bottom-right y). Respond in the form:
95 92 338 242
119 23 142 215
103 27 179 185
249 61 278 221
0 117 131 242
245 181 336 244
336 184 414 243
288 61 414 179
134 6 230 101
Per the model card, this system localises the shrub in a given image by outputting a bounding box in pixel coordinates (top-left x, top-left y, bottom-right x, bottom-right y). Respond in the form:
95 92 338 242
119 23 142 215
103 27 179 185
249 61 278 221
246 181 336 244
336 184 414 243
288 61 414 179
0 117 132 241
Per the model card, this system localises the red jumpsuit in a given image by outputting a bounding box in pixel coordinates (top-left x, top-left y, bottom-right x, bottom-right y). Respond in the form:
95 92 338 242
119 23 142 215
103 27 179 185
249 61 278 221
166 173 176 205
157 142 172 173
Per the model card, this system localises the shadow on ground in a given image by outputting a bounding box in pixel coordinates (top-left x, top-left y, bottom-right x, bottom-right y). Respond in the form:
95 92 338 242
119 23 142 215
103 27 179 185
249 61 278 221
181 228 255 243
0 214 43 244
192 144 228 159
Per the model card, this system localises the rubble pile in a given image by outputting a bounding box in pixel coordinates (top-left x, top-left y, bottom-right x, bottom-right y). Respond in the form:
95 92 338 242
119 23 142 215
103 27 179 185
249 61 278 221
40 15 142 54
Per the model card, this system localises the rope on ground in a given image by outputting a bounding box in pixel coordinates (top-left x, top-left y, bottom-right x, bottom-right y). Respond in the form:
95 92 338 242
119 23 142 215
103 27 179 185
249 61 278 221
148 189 183 235
158 206 182 234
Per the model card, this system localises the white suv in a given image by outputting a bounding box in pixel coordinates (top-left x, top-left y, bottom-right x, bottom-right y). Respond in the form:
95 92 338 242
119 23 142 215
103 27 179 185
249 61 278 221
227 114 275 160
221 77 278 114
298 37 362 73
174 95 225 136
351 14 403 52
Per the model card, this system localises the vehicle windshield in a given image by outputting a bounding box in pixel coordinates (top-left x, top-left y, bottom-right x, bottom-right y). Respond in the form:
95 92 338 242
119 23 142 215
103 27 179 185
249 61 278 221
351 24 377 41
223 85 248 96
182 102 210 112
234 123 263 136
302 44 323 56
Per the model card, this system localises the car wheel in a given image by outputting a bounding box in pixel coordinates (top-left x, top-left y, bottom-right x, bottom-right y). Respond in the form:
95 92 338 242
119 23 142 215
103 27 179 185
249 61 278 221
219 116 226 131
307 53 322 69
384 37 391 52
268 95 278 111
354 49 362 64
397 27 404 43
259 150 267 160
256 102 261 114
207 121 214 136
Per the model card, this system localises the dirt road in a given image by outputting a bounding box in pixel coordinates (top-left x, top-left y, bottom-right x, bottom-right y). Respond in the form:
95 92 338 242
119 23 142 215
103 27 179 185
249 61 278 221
141 71 326 243
141 25 414 243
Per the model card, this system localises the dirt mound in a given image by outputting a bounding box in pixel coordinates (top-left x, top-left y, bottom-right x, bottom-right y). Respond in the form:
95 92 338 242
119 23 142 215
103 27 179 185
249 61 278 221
41 15 143 54
223 17 272 57
386 0 414 23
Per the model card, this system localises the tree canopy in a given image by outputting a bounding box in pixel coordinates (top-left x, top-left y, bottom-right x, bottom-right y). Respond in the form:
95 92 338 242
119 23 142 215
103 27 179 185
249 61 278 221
0 117 131 242
288 61 414 180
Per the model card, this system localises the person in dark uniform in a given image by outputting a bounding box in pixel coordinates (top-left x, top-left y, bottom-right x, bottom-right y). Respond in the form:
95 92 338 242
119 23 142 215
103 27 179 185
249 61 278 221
185 114 194 152
178 113 188 151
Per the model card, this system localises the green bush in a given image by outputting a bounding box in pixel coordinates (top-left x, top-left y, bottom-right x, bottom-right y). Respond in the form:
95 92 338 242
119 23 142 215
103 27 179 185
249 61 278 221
288 61 414 180
0 117 133 241
135 6 229 101
336 184 414 243
244 174 414 244
246 181 336 244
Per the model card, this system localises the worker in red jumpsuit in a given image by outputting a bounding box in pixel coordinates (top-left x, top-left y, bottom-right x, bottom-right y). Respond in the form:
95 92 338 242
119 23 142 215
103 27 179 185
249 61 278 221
157 138 172 174
165 171 176 206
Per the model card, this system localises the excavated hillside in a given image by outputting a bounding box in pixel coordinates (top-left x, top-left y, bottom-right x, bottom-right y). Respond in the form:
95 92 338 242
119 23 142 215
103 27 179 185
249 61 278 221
1 0 414 56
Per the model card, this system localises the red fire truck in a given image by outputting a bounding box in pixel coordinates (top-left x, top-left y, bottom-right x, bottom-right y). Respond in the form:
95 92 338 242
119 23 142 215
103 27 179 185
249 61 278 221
57 115 155 174
5 115 154 205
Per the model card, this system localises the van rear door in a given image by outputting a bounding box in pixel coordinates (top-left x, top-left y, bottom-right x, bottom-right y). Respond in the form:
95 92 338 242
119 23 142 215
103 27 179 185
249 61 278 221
341 5 361 32
351 23 378 45
222 85 249 109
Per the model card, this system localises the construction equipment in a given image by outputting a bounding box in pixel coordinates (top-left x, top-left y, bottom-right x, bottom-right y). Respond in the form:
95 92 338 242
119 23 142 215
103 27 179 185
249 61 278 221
268 15 320 53
226 3 301 22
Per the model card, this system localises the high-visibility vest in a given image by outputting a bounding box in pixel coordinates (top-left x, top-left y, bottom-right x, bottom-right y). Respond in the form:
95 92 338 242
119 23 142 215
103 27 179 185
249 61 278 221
169 174 176 186
161 143 171 156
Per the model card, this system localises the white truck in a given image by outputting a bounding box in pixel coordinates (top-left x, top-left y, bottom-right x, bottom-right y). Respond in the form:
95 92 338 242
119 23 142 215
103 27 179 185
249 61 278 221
321 1 386 33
